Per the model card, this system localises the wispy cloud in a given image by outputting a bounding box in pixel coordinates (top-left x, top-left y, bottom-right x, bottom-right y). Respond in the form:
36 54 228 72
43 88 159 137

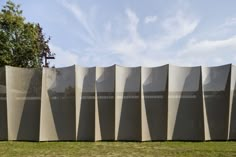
220 17 236 28
179 36 236 56
72 8 200 66
144 15 158 24
53 2 235 67
100 9 200 66
61 0 97 44
161 10 199 39
50 44 79 67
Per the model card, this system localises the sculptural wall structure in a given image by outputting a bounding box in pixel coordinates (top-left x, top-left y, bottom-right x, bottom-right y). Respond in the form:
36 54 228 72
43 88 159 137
115 66 141 141
40 66 76 141
76 66 95 141
0 64 235 141
168 65 204 141
0 67 7 140
141 65 168 141
229 65 236 140
6 66 42 141
95 66 115 141
202 64 231 140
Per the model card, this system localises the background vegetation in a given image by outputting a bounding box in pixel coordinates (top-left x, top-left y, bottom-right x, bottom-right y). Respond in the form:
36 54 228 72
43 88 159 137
0 0 53 68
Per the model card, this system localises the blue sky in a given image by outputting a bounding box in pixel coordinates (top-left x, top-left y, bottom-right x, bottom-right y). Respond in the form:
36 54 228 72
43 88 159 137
1 0 236 67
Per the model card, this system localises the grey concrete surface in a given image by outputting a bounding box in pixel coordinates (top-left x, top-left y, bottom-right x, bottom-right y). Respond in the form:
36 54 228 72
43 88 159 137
76 66 96 141
6 66 42 141
40 66 75 141
0 64 235 141
229 65 236 140
168 65 204 141
141 65 168 141
115 66 141 141
202 64 231 140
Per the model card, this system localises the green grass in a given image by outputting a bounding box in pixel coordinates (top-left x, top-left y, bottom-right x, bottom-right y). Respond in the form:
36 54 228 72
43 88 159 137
0 141 236 157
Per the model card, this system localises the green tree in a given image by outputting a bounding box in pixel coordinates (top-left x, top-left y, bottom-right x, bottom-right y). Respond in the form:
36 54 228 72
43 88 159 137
0 0 54 68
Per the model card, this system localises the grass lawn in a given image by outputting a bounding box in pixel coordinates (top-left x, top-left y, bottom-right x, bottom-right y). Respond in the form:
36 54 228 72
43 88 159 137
0 141 235 157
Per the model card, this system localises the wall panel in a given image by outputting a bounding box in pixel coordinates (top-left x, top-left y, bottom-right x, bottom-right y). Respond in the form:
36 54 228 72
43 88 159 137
168 65 204 140
95 66 115 141
229 65 236 140
0 64 233 141
76 66 95 141
7 66 42 141
115 66 141 141
40 66 75 141
202 64 231 140
0 67 7 140
141 65 168 141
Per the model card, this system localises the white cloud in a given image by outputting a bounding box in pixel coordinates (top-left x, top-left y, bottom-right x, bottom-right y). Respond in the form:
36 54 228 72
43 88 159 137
49 44 79 67
172 36 236 66
142 11 199 53
108 9 146 57
61 0 96 43
54 4 236 67
220 17 236 28
91 9 200 66
125 9 140 38
144 15 158 24
162 11 199 39
179 36 236 56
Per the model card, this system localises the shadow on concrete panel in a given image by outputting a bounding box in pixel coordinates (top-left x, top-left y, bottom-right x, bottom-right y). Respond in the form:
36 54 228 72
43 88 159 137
0 67 7 140
203 65 231 140
117 67 141 141
77 67 95 141
172 92 204 140
7 67 41 141
96 66 115 140
144 92 168 140
142 66 168 140
48 67 76 140
169 66 204 141
97 92 115 140
77 92 95 140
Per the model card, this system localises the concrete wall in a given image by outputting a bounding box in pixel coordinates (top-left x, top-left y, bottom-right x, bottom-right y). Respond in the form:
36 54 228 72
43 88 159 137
76 66 95 141
202 64 231 140
141 65 168 141
40 66 75 141
95 66 115 141
0 67 7 140
115 66 141 141
0 64 235 141
168 65 204 141
6 66 42 141
229 65 236 140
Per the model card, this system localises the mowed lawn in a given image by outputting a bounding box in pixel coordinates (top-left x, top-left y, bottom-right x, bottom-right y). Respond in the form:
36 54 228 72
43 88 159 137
0 141 236 157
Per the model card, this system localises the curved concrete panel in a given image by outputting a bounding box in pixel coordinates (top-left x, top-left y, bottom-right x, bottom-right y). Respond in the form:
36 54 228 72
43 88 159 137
95 66 115 141
40 66 76 141
115 66 141 141
229 65 236 140
202 64 231 140
0 67 7 140
6 66 42 141
141 65 168 141
0 64 234 141
168 65 204 141
76 66 95 141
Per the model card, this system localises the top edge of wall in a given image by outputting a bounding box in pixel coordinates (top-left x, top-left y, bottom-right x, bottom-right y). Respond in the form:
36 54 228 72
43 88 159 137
1 63 234 69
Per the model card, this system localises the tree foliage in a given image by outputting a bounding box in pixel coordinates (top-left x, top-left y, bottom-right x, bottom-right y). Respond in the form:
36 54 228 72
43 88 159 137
0 0 54 68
